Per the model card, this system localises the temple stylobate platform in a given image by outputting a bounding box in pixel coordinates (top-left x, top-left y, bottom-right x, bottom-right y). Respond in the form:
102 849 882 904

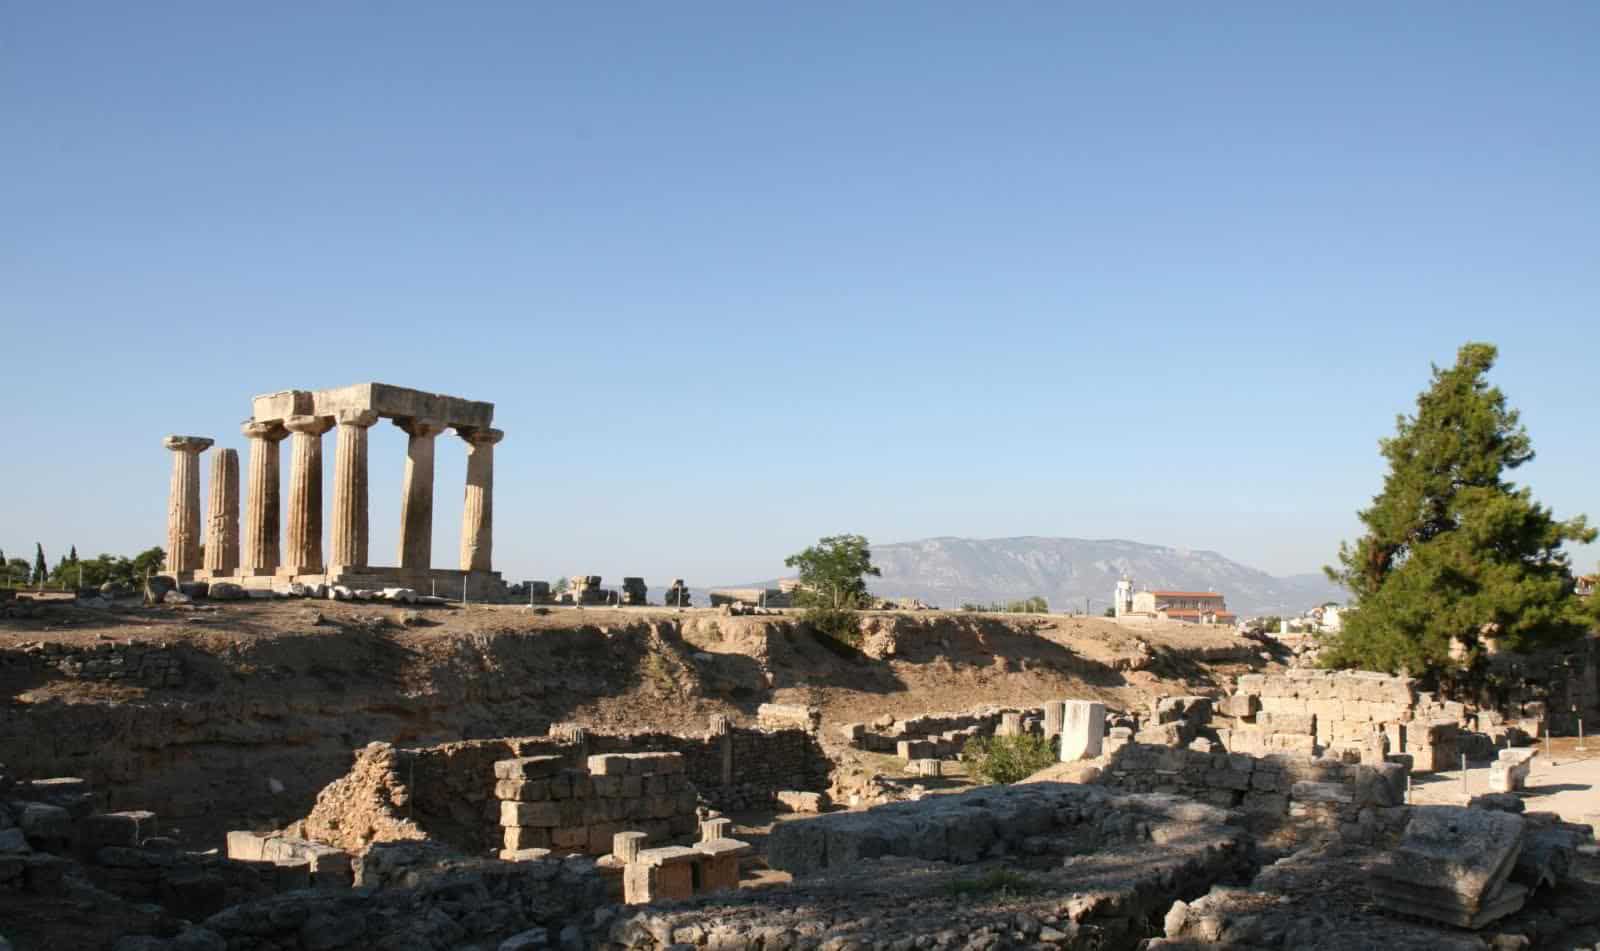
164 383 507 600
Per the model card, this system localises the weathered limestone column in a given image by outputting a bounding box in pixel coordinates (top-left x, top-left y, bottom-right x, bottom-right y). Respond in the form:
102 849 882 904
1043 701 1067 739
241 421 288 575
282 415 334 575
204 448 241 575
710 714 733 786
395 417 445 571
457 427 504 572
163 436 214 576
330 410 379 570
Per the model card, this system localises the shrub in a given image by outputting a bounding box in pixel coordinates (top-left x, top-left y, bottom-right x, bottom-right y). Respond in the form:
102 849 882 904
946 868 1037 898
803 605 862 650
962 734 1056 784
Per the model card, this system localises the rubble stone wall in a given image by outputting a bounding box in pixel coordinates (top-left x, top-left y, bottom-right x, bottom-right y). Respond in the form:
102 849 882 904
11 639 185 687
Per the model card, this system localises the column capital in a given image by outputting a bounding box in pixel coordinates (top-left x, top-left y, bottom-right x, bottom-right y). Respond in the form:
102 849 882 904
393 416 446 439
456 426 505 447
334 408 380 428
241 420 289 442
284 414 335 436
163 435 214 454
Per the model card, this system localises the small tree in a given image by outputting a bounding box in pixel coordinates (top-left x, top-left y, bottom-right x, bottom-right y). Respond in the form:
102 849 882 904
784 534 881 610
785 534 882 648
1324 343 1595 674
131 547 165 580
32 544 48 588
69 545 78 563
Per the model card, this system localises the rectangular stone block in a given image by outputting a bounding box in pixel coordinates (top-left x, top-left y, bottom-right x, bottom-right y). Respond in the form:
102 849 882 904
226 831 268 862
1257 713 1314 735
79 811 157 851
588 754 633 776
500 801 561 828
503 826 551 851
552 826 588 849
1060 701 1105 762
495 779 549 802
494 756 564 780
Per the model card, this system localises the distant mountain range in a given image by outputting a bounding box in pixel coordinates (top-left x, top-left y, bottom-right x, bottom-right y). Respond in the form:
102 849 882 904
854 536 1344 617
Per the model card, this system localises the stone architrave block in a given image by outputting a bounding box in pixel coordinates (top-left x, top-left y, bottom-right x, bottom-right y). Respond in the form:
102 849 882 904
1060 701 1106 762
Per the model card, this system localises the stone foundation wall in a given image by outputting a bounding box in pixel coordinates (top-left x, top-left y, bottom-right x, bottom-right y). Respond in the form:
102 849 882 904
841 704 1045 758
1094 741 1408 832
300 722 831 854
1217 670 1463 770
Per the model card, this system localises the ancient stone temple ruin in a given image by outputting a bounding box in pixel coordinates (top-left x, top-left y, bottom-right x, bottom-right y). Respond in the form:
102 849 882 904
163 383 507 599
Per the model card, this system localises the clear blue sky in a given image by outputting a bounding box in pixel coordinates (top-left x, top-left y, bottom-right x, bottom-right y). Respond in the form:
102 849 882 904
3 3 1596 588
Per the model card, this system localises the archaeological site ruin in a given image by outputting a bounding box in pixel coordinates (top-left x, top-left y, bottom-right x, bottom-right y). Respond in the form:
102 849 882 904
1 384 1598 951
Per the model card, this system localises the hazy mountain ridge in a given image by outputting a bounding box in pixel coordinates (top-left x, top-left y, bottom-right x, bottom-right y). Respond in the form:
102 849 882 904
862 536 1343 617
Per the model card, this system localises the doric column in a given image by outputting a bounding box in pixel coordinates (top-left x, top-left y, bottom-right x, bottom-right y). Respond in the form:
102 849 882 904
330 410 379 570
163 436 214 576
240 421 288 575
283 415 334 575
204 448 241 575
395 417 445 571
457 427 504 572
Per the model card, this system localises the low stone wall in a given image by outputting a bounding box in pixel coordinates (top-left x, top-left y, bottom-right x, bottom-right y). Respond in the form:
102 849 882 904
840 704 1045 758
12 639 185 687
298 720 831 854
199 844 607 950
495 753 698 856
1093 741 1408 833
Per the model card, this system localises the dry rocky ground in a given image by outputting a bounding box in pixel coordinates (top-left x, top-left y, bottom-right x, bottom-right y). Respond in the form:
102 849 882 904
14 597 1600 951
0 599 1263 847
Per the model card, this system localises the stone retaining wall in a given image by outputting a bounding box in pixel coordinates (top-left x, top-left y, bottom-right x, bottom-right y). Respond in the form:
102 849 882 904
11 639 185 687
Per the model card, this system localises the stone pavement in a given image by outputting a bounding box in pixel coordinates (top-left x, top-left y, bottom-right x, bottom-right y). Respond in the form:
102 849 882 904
1410 744 1600 835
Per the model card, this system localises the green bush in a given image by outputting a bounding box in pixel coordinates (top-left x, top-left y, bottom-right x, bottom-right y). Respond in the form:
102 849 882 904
946 868 1037 898
962 734 1057 784
802 605 862 650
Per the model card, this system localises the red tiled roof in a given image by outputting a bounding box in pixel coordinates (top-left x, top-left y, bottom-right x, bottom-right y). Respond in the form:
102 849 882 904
1152 591 1224 599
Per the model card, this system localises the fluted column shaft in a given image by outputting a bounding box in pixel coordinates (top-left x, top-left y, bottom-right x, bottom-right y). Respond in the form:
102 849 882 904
241 422 288 574
164 435 214 576
283 415 334 574
458 427 504 572
396 418 445 571
205 448 241 575
330 410 379 569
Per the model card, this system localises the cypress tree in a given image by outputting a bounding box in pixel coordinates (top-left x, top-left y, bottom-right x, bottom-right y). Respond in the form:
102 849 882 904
69 545 78 563
1324 342 1596 674
32 543 47 587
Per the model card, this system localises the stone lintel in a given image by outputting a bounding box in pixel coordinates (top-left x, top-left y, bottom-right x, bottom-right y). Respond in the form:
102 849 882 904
252 383 493 430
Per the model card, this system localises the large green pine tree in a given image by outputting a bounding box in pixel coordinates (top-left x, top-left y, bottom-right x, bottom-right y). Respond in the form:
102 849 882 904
1324 343 1596 674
